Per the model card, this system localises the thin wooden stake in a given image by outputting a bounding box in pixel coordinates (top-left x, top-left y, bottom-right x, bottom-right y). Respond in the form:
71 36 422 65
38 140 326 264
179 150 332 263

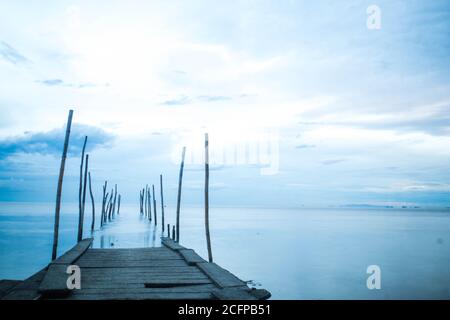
204 133 213 262
51 109 73 261
160 174 165 233
152 184 157 225
176 146 186 242
78 136 87 236
104 192 110 223
108 189 113 221
101 181 107 226
112 184 117 218
167 224 170 238
148 187 152 221
88 172 95 232
144 185 148 218
78 154 89 242
117 194 121 215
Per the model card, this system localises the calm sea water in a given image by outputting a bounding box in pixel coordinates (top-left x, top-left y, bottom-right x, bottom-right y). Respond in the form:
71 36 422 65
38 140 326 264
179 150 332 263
0 202 449 299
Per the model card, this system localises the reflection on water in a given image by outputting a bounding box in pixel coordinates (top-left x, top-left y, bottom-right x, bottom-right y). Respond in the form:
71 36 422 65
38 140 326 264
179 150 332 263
1 202 449 299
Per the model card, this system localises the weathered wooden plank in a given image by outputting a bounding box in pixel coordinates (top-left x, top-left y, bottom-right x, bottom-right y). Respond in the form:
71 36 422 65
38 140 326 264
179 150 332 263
144 279 211 287
53 238 93 265
212 287 258 300
71 285 217 294
84 247 175 254
0 280 22 298
161 237 185 251
87 247 170 253
74 286 216 296
81 275 212 285
80 280 212 290
1 269 46 300
197 262 246 288
178 249 206 265
81 272 209 280
66 292 213 300
38 264 71 296
81 268 203 276
1 289 43 300
77 259 189 268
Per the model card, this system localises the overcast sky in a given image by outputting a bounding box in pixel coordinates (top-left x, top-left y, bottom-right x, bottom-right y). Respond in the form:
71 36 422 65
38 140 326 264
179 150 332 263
0 1 449 207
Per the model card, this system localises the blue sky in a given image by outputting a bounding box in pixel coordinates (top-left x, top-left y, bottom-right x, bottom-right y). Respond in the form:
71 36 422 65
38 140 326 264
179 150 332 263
0 1 449 207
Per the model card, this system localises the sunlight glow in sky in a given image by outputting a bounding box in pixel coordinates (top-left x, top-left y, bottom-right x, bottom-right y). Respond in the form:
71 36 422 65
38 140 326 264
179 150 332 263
0 1 449 207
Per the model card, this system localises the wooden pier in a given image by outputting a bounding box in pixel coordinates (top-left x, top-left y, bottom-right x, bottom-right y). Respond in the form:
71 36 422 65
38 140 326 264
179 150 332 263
0 110 270 300
0 238 270 300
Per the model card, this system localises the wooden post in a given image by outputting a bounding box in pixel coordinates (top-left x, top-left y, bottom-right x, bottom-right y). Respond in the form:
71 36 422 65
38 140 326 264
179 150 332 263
167 224 170 238
117 194 121 215
160 174 165 233
108 189 113 221
112 184 117 218
88 172 95 232
78 154 89 242
176 146 186 242
78 136 87 237
204 133 213 262
172 225 176 241
148 187 152 221
101 181 107 226
139 190 142 215
144 185 148 218
152 184 157 225
104 192 109 224
51 109 73 261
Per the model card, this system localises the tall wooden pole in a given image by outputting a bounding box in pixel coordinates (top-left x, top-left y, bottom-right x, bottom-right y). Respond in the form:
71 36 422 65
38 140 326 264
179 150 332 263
52 109 73 261
148 187 152 221
144 185 148 218
204 133 213 262
88 172 95 232
78 136 87 234
78 154 88 242
160 174 165 233
108 189 113 221
101 181 107 226
152 184 157 225
175 146 186 243
112 184 117 218
117 194 121 215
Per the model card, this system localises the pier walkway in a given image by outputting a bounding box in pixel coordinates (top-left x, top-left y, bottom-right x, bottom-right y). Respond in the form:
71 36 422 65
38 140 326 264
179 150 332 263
0 238 270 300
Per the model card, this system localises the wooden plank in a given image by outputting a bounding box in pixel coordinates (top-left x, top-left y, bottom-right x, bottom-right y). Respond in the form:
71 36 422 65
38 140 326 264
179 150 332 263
144 279 211 287
76 259 189 268
38 264 71 296
81 272 209 280
2 289 43 300
178 249 206 265
212 287 258 300
1 269 46 300
80 280 212 290
0 280 22 298
69 284 216 294
52 238 93 265
66 292 213 300
197 262 246 288
161 237 185 251
85 247 174 254
80 266 202 274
